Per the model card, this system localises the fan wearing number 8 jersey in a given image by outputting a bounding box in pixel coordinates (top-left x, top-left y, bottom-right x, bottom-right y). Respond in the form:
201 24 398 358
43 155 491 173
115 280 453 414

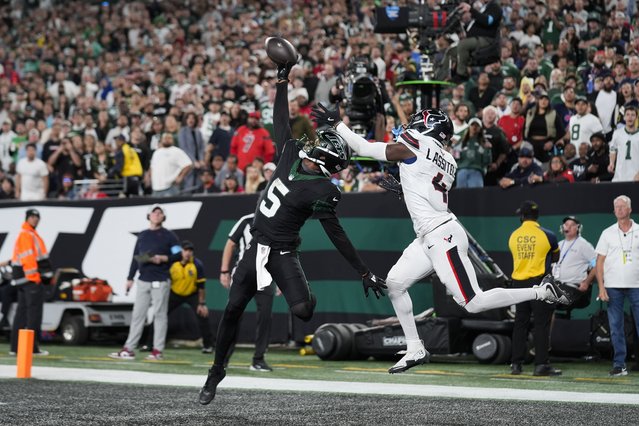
312 104 569 374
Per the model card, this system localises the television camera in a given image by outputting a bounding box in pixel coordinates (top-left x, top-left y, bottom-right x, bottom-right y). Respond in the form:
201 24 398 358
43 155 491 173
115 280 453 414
340 56 386 138
374 1 463 81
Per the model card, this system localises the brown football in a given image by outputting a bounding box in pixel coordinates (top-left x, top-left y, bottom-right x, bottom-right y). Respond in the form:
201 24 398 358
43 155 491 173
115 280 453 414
265 36 298 65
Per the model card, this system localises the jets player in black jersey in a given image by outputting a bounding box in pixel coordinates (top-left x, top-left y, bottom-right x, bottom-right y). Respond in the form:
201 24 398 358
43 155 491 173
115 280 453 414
199 58 387 405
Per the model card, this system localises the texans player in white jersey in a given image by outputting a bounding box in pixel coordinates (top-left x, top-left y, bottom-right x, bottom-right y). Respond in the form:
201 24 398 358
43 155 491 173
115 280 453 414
312 104 571 374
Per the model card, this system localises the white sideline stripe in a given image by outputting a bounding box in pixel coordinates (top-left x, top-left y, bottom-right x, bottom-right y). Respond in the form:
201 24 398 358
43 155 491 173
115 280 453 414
0 365 637 405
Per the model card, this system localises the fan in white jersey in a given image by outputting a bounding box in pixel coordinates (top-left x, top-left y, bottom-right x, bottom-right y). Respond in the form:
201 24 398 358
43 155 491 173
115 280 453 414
567 97 603 150
311 104 572 374
609 106 639 182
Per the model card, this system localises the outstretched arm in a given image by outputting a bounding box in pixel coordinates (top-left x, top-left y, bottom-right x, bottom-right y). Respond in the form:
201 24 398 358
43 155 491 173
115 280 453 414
274 81 293 152
312 103 415 162
320 216 368 276
320 216 387 298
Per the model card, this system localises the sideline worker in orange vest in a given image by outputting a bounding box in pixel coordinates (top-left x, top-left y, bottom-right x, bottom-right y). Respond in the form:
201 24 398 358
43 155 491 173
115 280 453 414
9 208 51 356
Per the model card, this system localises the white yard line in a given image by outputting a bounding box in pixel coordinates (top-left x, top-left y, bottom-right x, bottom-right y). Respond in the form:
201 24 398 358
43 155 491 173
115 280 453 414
0 365 637 405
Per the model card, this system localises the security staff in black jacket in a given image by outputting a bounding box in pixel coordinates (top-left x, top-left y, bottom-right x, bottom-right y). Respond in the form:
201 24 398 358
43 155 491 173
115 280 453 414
455 0 502 81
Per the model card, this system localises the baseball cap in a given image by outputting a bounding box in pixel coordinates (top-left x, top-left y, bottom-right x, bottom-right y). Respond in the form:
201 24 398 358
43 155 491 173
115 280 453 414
289 87 309 101
263 162 276 172
25 208 40 219
518 147 534 158
468 117 482 127
562 215 580 225
147 203 165 216
2 118 11 126
248 111 261 119
181 240 194 250
516 200 539 218
575 96 588 104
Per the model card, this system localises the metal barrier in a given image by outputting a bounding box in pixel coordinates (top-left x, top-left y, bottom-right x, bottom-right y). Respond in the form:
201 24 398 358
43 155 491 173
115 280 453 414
73 179 124 198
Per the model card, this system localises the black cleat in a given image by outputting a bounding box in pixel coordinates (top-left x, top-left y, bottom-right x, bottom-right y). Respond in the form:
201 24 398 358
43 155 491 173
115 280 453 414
538 274 572 305
511 363 523 375
250 359 273 372
533 364 562 376
199 367 226 405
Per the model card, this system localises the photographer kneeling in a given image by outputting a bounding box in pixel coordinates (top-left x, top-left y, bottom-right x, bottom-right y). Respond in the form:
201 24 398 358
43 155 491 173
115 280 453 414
453 0 502 82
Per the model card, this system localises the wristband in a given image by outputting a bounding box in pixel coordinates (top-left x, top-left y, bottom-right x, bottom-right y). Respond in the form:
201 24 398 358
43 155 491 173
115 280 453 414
220 270 230 274
198 302 206 306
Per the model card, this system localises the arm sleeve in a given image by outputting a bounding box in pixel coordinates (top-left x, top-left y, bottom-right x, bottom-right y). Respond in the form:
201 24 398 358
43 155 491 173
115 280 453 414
127 238 141 280
274 82 293 152
228 217 251 243
595 233 609 256
609 134 618 153
554 113 566 140
195 258 206 288
17 233 41 283
230 131 239 156
320 216 368 276
335 122 388 161
109 151 124 178
584 241 597 265
470 4 501 27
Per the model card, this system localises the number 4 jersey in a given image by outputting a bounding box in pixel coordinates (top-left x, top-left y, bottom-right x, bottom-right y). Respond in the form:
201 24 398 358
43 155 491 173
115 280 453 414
252 138 341 249
610 126 639 182
398 135 457 236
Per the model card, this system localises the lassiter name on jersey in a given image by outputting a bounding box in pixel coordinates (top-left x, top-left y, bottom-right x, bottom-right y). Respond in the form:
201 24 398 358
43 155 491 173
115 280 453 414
425 146 457 176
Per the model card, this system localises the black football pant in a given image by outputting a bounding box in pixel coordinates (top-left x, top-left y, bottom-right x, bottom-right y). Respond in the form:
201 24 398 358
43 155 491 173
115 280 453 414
10 282 44 353
224 283 275 365
511 277 555 366
213 242 313 368
144 291 215 348
1 284 18 323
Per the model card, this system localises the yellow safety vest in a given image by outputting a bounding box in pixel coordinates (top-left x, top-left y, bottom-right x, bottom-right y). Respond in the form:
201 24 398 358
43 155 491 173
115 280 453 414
121 143 143 177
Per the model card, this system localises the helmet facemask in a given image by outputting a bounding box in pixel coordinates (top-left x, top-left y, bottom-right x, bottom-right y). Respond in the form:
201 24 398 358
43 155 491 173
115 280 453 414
299 129 351 177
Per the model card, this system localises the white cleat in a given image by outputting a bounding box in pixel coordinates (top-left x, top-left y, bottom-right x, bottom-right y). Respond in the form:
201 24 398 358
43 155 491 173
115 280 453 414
388 347 430 374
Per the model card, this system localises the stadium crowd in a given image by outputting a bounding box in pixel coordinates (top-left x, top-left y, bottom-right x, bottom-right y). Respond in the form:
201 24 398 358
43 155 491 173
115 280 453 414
0 0 638 201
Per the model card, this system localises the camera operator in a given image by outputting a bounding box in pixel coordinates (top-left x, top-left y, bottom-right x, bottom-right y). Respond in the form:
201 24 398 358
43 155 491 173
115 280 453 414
453 0 502 82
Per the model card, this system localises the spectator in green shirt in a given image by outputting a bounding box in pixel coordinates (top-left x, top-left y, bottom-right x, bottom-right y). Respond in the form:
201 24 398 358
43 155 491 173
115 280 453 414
453 118 492 188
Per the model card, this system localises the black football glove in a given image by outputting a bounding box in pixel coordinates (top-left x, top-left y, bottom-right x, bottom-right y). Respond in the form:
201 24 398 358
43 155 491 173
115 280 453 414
277 54 301 81
362 272 387 299
377 174 403 200
311 103 342 128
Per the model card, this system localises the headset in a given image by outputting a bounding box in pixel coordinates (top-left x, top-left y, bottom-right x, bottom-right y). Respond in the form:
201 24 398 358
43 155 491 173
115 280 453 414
559 216 582 235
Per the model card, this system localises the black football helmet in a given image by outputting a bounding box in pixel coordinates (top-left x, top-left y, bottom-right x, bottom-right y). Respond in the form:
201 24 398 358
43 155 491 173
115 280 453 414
402 108 454 146
299 129 351 177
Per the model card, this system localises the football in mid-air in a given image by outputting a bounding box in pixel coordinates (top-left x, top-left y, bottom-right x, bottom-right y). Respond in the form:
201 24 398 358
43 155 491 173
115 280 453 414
265 36 298 65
